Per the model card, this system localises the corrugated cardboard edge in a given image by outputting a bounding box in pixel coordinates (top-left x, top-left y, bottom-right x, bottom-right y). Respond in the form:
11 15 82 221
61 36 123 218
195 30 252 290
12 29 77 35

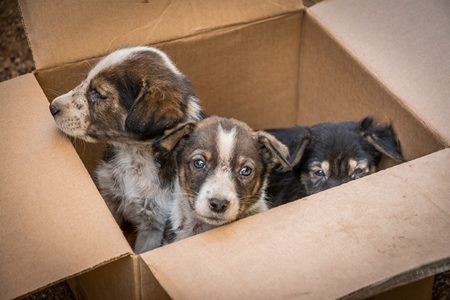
341 258 450 300
140 148 450 300
0 74 135 300
137 256 171 300
20 253 131 300
66 254 139 300
303 9 448 148
66 253 171 300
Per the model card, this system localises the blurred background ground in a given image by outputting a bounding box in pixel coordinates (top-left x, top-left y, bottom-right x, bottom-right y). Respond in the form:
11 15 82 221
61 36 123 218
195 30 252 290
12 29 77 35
0 0 34 82
1 0 449 299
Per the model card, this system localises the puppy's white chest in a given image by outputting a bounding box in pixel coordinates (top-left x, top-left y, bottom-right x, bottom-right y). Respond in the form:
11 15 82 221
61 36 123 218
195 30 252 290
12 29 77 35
116 150 160 197
96 146 169 219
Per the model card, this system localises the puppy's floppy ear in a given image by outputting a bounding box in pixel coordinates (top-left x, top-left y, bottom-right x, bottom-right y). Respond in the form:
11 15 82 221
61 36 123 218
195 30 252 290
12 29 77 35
125 80 185 139
156 122 196 153
287 127 311 168
256 131 291 172
359 116 405 162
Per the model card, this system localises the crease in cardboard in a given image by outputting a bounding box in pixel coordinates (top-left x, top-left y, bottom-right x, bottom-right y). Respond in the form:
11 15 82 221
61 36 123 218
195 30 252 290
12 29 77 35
138 255 172 300
340 258 450 300
305 9 447 148
112 0 305 52
266 0 301 10
130 11 304 67
35 11 302 77
107 0 175 50
133 255 142 300
144 259 179 299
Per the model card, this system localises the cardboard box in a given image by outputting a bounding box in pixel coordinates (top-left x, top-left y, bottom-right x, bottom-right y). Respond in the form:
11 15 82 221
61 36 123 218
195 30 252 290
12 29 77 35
1 0 449 299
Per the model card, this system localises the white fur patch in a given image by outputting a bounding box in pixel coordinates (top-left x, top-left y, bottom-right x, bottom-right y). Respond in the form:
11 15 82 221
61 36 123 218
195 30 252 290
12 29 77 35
50 80 94 141
186 96 203 121
217 124 236 163
194 125 240 225
87 46 180 82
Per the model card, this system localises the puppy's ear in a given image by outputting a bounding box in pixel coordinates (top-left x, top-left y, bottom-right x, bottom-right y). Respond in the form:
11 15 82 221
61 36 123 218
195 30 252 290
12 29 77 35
256 131 291 172
359 117 405 162
125 81 185 139
287 127 311 168
157 122 196 153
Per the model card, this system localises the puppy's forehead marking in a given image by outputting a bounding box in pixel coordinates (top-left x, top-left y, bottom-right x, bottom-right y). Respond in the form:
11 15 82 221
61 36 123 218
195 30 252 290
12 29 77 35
87 47 181 82
217 124 237 166
348 159 358 171
348 159 370 175
321 161 330 174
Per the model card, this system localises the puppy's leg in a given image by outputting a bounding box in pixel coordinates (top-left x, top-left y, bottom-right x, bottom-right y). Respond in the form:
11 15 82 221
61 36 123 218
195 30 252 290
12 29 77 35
134 225 165 253
133 203 168 253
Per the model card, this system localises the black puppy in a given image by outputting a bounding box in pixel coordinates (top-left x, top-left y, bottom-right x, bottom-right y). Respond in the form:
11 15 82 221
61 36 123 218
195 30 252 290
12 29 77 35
266 117 405 207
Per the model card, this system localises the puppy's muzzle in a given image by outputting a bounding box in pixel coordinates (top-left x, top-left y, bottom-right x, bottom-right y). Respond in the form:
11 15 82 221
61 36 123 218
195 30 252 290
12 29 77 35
49 104 60 117
209 198 230 213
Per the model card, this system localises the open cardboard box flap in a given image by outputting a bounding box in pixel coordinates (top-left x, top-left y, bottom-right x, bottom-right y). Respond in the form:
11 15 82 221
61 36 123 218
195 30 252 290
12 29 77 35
0 74 133 300
300 0 450 147
19 0 303 70
142 148 450 300
4 0 450 298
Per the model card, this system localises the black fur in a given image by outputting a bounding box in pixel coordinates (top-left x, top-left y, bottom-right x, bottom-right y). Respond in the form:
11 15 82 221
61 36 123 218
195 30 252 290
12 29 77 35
266 117 405 207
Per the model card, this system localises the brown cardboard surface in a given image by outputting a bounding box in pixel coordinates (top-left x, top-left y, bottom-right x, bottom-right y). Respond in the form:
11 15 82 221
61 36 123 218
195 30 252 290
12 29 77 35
298 8 445 162
138 255 171 300
9 0 450 298
306 0 450 145
35 11 303 131
142 149 450 300
67 255 138 300
19 0 303 70
0 75 132 299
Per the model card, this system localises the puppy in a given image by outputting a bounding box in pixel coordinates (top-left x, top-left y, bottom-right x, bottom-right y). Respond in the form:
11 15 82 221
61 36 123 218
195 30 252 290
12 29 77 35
156 116 290 243
266 117 405 207
49 46 204 253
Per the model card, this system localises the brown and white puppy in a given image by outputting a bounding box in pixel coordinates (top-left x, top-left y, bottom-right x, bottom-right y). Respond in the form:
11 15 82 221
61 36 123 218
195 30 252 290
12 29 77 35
266 117 405 207
157 116 290 244
49 46 204 253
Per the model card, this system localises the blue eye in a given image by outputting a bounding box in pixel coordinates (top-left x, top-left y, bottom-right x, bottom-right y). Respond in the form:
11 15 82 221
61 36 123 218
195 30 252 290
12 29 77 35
89 90 108 102
193 159 206 169
240 166 252 177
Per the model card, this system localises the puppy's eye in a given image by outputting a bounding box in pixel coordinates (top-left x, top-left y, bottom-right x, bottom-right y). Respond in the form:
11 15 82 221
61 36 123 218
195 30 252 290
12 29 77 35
354 167 364 175
352 167 366 179
314 169 326 177
193 159 207 170
239 166 253 177
89 90 108 102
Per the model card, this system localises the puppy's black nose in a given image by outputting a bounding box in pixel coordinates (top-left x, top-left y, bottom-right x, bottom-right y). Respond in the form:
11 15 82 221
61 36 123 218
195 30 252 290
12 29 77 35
49 104 60 116
209 198 229 213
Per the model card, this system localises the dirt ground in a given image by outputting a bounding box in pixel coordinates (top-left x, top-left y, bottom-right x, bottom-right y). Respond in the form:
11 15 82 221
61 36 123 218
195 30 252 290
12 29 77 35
1 0 449 299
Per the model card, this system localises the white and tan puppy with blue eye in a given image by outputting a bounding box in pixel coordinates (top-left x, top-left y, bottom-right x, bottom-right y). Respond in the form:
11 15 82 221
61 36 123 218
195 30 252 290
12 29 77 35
157 116 290 244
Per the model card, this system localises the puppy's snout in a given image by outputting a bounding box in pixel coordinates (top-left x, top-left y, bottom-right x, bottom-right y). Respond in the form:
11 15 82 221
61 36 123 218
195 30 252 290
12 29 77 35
49 104 60 117
209 198 229 213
